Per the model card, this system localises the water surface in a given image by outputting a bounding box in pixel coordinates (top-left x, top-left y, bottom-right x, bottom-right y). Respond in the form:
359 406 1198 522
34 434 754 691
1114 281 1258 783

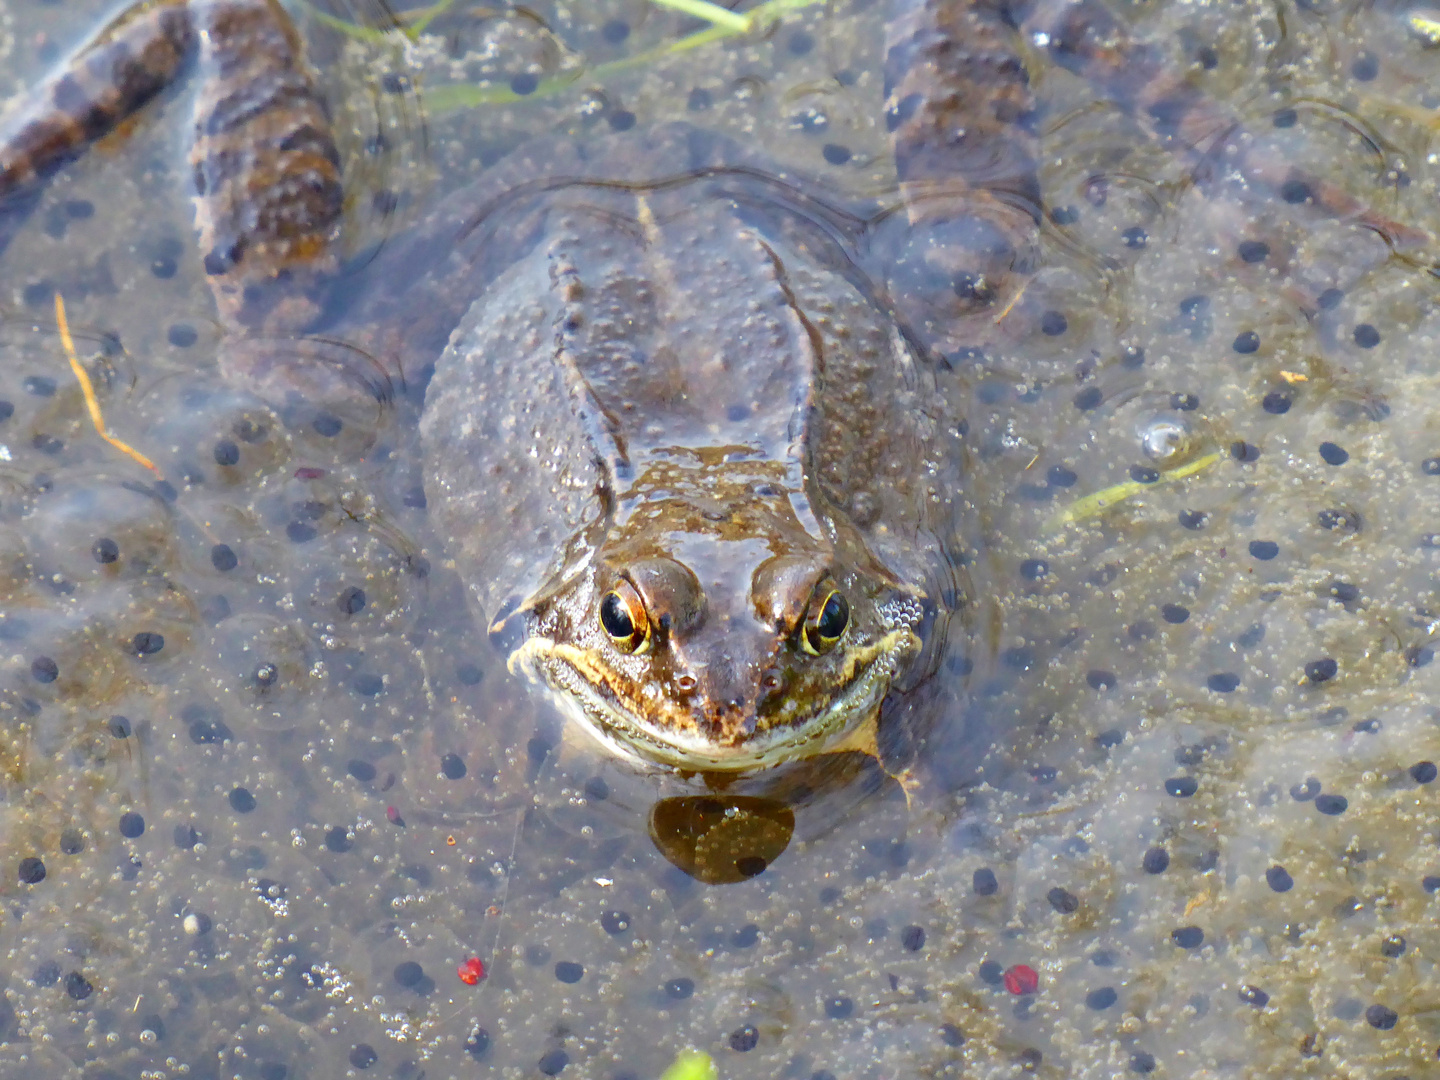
1 0 1439 1077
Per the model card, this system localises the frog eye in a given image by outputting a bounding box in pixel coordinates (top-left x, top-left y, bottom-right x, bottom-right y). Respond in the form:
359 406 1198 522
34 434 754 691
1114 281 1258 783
802 587 849 655
599 580 650 654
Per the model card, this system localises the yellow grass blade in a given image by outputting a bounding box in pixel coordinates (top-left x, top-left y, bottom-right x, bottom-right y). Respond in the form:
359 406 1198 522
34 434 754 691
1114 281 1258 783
647 0 750 32
660 1049 718 1080
55 293 160 475
425 0 824 112
1046 450 1221 531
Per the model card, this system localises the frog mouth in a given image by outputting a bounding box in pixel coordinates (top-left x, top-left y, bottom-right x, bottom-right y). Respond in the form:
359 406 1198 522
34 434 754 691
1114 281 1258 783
509 629 919 772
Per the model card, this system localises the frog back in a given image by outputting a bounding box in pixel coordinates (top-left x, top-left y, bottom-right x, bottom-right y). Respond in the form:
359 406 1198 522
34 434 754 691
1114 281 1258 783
419 127 970 647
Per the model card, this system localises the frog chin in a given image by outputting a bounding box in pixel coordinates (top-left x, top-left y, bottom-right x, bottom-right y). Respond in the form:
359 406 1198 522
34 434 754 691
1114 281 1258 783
510 629 919 772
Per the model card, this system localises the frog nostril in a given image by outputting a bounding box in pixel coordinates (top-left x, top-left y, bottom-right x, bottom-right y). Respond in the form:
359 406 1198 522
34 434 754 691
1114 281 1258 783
675 673 697 694
760 668 782 692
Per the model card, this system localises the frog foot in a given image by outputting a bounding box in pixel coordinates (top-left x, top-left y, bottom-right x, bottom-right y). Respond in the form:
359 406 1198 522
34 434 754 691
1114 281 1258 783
825 708 923 810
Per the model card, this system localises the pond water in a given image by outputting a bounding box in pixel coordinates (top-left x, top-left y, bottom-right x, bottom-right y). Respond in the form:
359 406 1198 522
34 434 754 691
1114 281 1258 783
1 0 1439 1077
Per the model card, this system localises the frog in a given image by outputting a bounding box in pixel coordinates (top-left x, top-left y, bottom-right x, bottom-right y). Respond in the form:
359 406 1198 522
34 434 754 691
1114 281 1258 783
0 0 1426 780
416 165 954 772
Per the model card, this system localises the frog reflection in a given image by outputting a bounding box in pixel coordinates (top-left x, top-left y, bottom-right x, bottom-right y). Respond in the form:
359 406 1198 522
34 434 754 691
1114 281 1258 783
648 795 796 886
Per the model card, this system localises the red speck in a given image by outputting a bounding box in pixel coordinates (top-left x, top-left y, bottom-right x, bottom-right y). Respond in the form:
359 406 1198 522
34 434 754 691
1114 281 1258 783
1003 964 1039 995
457 957 485 985
294 467 326 480
385 806 405 827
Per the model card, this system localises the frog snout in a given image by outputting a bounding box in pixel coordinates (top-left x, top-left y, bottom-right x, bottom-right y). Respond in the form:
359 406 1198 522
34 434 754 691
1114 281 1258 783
681 659 792 744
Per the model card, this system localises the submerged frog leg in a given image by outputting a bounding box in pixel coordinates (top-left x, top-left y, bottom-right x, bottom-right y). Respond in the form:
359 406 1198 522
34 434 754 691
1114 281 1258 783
881 0 1045 351
1014 0 1431 260
880 0 1431 355
186 0 344 332
0 0 346 379
0 0 194 242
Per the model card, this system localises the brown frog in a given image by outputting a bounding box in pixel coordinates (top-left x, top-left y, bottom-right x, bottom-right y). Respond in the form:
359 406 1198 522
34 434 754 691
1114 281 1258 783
417 163 954 771
0 0 1423 779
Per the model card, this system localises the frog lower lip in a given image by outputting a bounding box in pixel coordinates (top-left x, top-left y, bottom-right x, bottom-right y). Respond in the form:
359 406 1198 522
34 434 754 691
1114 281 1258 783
527 630 919 771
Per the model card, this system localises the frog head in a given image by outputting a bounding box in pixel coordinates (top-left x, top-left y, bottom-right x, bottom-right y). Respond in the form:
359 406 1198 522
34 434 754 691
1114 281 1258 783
503 484 925 773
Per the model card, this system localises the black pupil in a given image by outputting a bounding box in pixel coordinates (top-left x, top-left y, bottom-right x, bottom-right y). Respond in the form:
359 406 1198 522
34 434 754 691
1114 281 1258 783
817 592 848 638
600 592 634 639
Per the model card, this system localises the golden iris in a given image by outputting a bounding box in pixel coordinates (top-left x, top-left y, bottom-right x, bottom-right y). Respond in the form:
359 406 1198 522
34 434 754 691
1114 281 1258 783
802 587 848 654
599 580 650 653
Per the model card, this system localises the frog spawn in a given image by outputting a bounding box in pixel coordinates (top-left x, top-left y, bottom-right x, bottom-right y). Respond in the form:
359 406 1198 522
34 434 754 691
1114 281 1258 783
2 0 1440 1075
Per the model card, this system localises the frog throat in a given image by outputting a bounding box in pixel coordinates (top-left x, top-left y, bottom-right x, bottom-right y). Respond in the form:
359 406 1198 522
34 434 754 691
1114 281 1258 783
507 628 920 771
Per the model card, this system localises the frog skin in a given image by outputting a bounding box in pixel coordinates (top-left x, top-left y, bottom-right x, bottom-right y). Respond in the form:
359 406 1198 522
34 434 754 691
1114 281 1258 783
0 0 1425 775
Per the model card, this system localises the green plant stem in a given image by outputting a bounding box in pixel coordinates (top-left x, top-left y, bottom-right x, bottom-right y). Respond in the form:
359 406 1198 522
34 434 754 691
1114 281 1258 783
313 0 826 114
646 0 750 32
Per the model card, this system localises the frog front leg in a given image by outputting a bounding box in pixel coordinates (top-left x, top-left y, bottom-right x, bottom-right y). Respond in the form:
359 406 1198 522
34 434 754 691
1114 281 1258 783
0 0 350 389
